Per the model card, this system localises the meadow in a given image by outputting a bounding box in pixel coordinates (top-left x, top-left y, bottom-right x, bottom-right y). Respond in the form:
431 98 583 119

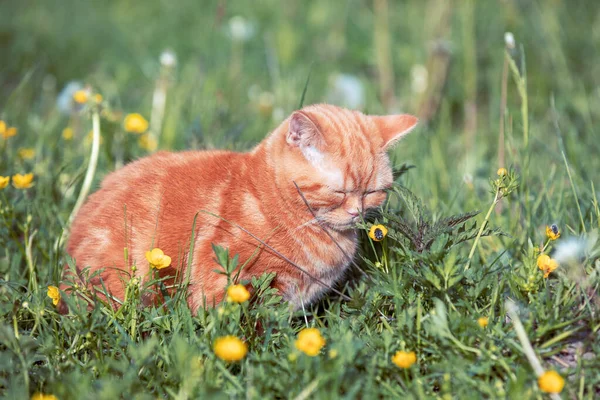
1 0 599 398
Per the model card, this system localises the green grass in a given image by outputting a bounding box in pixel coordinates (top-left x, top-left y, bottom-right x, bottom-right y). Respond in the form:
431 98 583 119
1 0 600 398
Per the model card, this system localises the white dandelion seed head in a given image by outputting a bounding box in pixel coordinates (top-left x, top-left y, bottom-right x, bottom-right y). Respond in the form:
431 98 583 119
327 74 365 109
504 32 515 49
56 81 84 115
272 107 285 122
160 49 177 67
229 16 254 42
410 64 428 94
463 173 473 185
553 237 587 265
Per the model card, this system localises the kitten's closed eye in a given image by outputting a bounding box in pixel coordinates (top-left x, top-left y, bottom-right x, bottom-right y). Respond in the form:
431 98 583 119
363 190 388 209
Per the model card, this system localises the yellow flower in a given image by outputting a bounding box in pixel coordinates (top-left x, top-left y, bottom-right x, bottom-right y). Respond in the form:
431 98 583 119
94 94 103 103
546 224 560 241
138 134 158 151
47 286 60 306
368 224 388 242
295 328 326 356
497 167 508 176
31 393 59 400
0 176 9 189
537 254 559 278
145 248 172 270
6 127 17 138
328 349 338 359
73 90 89 104
124 113 149 134
391 350 417 369
12 173 34 189
18 148 35 160
538 370 565 393
1 123 17 139
62 127 74 140
227 284 250 303
477 317 489 328
213 336 248 362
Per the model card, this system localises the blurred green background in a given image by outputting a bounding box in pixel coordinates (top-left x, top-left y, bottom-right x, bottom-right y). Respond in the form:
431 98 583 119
3 0 599 153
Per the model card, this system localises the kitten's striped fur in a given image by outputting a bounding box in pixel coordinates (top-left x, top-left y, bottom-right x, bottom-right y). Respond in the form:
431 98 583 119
63 104 417 312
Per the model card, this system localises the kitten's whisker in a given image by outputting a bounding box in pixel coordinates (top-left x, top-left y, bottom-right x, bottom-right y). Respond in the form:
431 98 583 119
296 217 320 230
199 210 352 301
293 181 371 280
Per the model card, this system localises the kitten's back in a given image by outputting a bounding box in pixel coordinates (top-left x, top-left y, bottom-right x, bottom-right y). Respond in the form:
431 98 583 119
65 150 245 302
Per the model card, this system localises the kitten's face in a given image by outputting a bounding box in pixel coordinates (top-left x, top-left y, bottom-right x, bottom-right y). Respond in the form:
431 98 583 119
283 105 417 231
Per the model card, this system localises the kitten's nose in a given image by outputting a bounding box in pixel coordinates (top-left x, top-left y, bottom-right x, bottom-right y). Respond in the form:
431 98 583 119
346 209 361 217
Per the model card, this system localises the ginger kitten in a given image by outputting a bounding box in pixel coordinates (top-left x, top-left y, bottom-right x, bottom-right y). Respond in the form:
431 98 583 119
64 104 417 313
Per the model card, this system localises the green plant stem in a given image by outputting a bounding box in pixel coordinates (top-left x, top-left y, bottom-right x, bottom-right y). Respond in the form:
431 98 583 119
448 333 481 356
506 300 562 400
24 228 38 292
562 151 587 234
64 108 101 240
465 189 500 271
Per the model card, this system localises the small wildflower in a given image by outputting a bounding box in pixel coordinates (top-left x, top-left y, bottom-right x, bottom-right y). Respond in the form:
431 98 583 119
538 370 565 393
497 167 508 177
537 254 559 278
138 134 158 152
145 248 172 270
1 122 17 139
57 81 84 113
18 148 35 160
295 328 326 356
0 176 9 189
47 286 60 306
213 336 248 362
124 113 149 134
477 317 489 328
328 349 338 359
94 94 103 103
62 127 74 140
12 173 34 189
546 224 560 241
391 350 417 369
368 224 388 242
227 284 250 303
31 393 59 400
73 90 89 104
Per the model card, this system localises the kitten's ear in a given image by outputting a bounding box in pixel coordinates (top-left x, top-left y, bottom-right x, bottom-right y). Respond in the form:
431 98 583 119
287 111 321 148
372 114 418 149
